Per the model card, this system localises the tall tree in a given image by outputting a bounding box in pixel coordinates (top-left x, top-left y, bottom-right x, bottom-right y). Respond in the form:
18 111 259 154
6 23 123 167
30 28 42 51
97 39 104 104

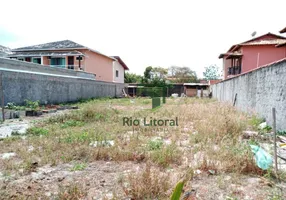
139 66 173 97
142 66 153 83
203 65 222 80
124 72 142 83
151 67 168 80
168 66 198 83
141 66 170 86
142 66 168 84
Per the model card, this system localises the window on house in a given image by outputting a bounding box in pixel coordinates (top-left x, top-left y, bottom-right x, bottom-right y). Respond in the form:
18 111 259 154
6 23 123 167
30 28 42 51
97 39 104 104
32 58 41 64
116 70 119 77
228 58 242 75
50 58 66 68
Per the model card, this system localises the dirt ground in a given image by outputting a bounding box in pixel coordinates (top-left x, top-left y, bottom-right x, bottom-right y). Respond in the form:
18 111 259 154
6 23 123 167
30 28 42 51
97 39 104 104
0 98 285 200
1 160 285 199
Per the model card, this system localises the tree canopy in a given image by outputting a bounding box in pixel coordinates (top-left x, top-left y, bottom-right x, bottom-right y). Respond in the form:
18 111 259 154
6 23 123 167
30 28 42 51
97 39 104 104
168 66 198 83
203 65 222 80
124 72 142 83
128 65 199 85
141 66 169 87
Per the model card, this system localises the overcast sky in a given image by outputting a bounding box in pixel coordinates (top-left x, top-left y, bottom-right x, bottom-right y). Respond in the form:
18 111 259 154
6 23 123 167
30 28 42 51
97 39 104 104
0 0 285 77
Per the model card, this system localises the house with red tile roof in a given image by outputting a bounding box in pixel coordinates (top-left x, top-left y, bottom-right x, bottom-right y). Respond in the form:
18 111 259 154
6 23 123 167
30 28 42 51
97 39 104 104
277 27 286 47
8 40 129 83
280 27 286 34
219 33 286 79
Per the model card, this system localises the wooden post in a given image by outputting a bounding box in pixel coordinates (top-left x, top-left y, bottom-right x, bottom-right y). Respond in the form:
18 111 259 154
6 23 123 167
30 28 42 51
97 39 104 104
167 86 169 97
0 72 4 122
272 108 278 174
233 93 237 106
79 58 81 70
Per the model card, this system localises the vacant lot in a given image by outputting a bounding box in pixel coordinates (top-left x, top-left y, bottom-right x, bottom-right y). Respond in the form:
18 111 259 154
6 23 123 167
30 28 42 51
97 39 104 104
0 98 285 199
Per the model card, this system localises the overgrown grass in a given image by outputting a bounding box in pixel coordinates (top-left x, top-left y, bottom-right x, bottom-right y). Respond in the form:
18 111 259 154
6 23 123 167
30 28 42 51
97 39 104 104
26 127 49 136
150 144 181 168
0 98 259 172
0 97 272 198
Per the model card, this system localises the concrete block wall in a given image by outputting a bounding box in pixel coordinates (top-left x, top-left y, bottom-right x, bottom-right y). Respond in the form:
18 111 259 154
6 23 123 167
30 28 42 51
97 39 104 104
212 60 286 131
0 60 126 105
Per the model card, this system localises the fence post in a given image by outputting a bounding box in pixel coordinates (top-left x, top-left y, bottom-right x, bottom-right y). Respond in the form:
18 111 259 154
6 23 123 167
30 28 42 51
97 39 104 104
0 72 4 122
272 107 278 174
233 93 237 106
162 86 166 104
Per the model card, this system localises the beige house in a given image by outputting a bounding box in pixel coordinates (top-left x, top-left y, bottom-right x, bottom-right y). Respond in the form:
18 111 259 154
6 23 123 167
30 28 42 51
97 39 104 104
112 56 128 83
8 40 129 83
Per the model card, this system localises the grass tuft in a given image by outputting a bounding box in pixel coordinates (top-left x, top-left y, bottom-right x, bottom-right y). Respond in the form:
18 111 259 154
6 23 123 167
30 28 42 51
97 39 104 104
123 163 170 199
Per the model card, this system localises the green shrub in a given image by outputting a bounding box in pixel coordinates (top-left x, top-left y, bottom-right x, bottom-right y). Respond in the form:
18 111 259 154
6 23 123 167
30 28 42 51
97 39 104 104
24 99 40 110
26 127 49 136
6 102 16 110
277 131 286 136
70 162 87 171
61 132 91 144
249 116 264 128
263 125 272 131
61 120 85 128
147 139 163 150
151 144 181 167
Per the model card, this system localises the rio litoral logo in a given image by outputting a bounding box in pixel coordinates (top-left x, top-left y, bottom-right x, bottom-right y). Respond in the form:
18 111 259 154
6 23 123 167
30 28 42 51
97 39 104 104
122 117 178 127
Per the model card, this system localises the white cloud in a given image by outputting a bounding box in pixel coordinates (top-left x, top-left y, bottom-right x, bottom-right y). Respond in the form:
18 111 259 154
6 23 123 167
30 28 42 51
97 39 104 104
0 0 285 77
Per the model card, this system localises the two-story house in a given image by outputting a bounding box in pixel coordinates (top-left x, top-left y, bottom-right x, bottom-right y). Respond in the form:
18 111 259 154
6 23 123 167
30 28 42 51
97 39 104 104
219 33 286 79
278 27 286 47
8 40 129 83
0 45 11 57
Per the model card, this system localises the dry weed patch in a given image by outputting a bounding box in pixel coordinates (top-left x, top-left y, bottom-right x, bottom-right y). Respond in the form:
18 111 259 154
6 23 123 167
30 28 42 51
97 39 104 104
0 97 276 198
123 163 171 199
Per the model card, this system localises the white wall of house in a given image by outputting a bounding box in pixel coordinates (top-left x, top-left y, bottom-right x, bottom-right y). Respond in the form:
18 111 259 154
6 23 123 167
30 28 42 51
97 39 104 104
113 60 125 83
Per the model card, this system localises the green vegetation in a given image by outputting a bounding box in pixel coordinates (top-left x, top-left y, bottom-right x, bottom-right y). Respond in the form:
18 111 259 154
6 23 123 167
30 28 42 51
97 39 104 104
60 120 85 128
170 180 185 200
147 139 163 150
203 64 222 80
124 72 142 83
70 162 87 171
5 102 27 111
24 99 40 110
277 130 286 136
26 127 49 136
0 97 283 199
249 116 264 128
